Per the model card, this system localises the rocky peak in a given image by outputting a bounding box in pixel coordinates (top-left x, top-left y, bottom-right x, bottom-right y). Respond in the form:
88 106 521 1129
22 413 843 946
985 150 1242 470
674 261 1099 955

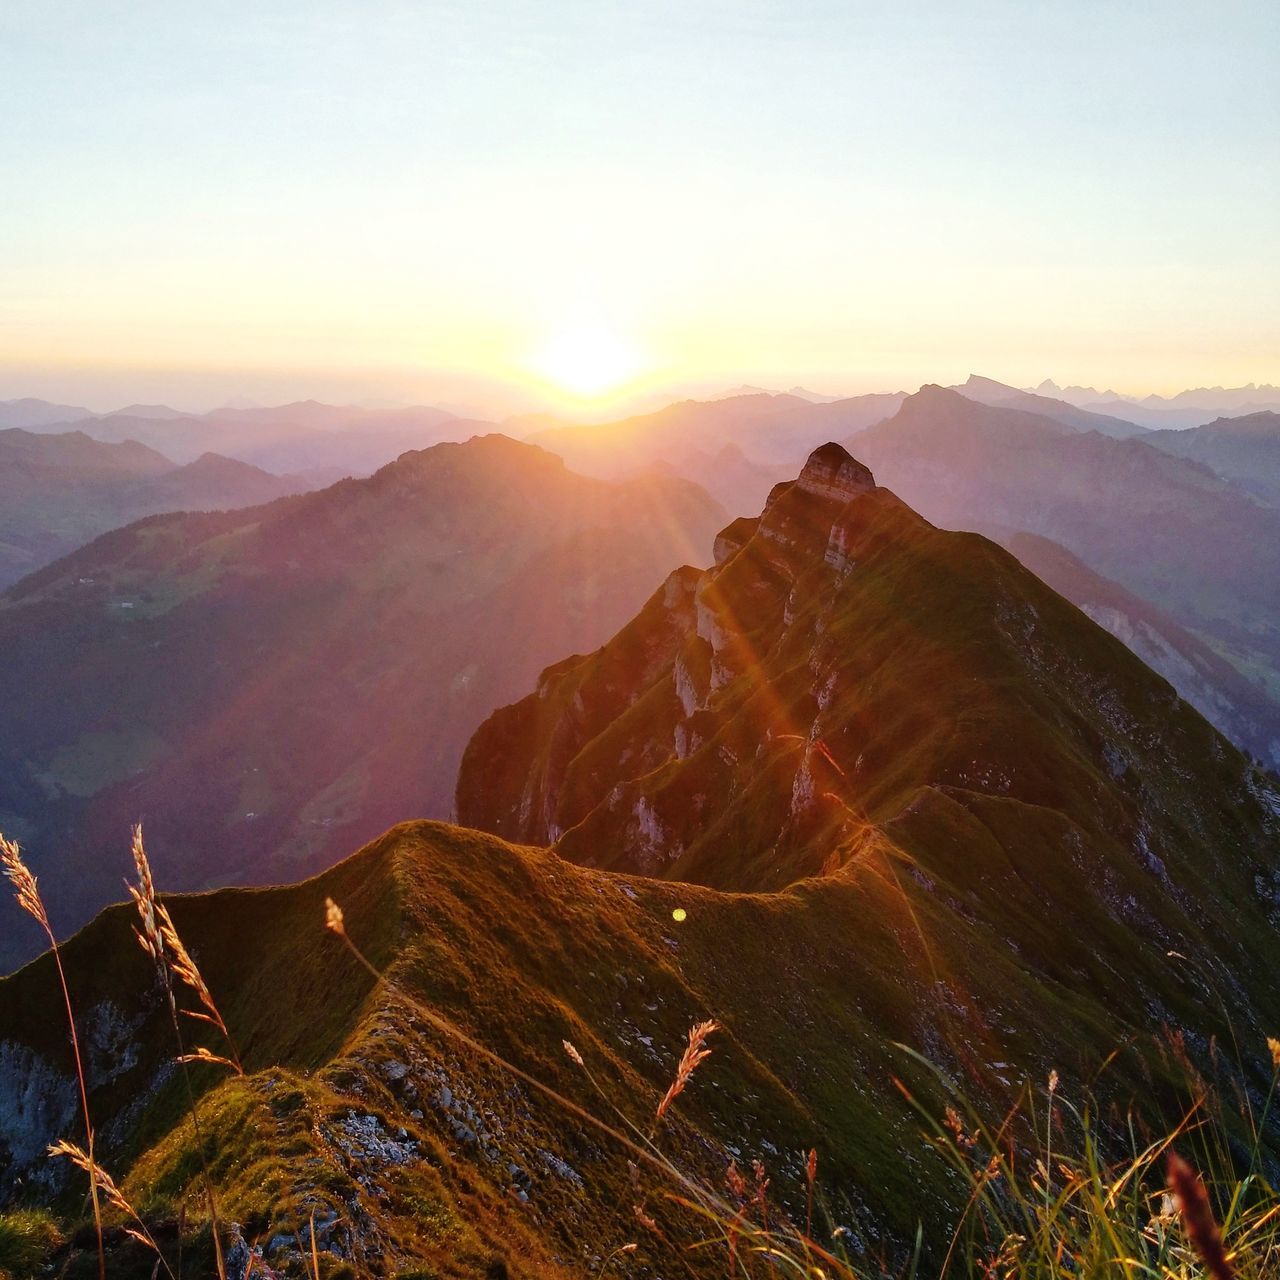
712 516 760 565
794 442 876 503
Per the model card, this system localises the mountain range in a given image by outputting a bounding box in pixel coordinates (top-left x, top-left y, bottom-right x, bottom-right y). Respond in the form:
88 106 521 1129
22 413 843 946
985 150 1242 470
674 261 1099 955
1 398 466 479
530 380 1280 766
0 428 309 589
1143 411 1280 507
4 443 1279 1275
1033 381 1280 429
0 435 724 970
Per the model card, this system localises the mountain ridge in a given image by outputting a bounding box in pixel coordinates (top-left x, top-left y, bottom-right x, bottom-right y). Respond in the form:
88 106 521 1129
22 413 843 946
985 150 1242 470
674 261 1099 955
0 435 726 970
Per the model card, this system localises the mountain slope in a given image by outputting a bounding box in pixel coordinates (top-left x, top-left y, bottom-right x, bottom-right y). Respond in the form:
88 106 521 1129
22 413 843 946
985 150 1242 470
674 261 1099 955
526 391 904 478
950 374 1148 438
996 529 1280 766
1144 411 1280 507
0 429 306 588
0 435 725 970
3 812 1280 1276
459 440 1278 896
842 386 1280 719
32 402 464 475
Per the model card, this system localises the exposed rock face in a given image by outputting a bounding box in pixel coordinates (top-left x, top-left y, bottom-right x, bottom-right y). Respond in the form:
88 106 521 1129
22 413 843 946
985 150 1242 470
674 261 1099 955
712 516 759 565
794 442 876 503
0 1041 76 1194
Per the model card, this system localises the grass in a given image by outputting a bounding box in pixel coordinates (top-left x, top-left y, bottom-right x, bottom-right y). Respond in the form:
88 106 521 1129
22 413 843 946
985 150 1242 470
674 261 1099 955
2 818 1280 1277
0 1210 62 1280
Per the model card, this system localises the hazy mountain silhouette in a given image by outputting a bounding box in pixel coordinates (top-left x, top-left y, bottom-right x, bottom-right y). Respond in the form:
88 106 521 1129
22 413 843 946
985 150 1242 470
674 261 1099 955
0 428 308 588
951 375 1148 438
1143 411 1280 507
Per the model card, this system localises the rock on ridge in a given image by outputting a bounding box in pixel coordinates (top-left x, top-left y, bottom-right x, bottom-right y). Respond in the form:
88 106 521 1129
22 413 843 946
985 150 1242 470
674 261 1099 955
794 442 876 503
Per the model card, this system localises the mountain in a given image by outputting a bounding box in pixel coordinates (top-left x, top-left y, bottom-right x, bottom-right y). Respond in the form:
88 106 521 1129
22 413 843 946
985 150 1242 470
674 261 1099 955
0 819 1079 1274
28 402 466 476
1143 411 1280 507
4 446 1280 1275
0 398 95 428
458 440 1279 883
1032 379 1124 403
101 403 188 420
839 386 1280 749
0 429 306 589
950 374 1147 438
651 442 793 519
527 391 905 478
1142 383 1280 412
718 383 844 403
446 443 1280 1241
0 435 725 970
996 529 1280 765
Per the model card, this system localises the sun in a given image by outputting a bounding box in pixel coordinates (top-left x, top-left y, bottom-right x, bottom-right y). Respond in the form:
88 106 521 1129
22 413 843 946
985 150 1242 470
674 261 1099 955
530 323 644 400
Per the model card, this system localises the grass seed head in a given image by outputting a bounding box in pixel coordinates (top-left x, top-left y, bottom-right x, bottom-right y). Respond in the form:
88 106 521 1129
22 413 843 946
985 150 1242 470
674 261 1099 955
1168 1150 1236 1280
655 1019 719 1123
325 897 346 935
1 834 48 930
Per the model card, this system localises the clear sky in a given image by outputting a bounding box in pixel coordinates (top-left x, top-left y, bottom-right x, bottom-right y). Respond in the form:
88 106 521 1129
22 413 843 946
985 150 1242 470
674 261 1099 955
1 0 1276 412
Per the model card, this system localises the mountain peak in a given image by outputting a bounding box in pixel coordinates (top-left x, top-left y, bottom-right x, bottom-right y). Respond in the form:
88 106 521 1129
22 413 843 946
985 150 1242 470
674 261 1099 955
912 382 965 403
795 441 876 502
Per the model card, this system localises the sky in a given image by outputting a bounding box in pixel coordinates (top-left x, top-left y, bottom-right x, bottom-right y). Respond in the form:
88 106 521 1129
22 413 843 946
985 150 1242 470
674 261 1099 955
1 0 1277 414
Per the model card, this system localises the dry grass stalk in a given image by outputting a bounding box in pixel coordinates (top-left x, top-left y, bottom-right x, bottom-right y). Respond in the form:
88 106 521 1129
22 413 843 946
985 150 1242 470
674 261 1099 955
3 835 107 1280
48 1141 174 1278
655 1020 719 1125
1167 1150 1236 1280
752 1159 771 1231
129 826 242 1072
128 824 232 1280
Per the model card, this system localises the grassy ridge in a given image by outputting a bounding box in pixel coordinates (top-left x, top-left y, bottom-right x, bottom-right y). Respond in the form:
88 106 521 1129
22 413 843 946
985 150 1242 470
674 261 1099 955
3 819 1278 1275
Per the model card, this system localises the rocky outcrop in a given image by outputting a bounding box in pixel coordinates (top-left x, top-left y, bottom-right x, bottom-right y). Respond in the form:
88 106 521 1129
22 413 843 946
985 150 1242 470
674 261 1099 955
713 516 759 565
794 442 876 504
0 1041 76 1195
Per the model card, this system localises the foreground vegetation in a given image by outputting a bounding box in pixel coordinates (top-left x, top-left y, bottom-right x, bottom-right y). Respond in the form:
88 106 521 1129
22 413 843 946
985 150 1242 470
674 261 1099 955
2 826 1279 1279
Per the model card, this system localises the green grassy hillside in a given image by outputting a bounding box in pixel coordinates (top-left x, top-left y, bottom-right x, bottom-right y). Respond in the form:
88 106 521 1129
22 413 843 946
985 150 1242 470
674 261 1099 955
4 818 1273 1277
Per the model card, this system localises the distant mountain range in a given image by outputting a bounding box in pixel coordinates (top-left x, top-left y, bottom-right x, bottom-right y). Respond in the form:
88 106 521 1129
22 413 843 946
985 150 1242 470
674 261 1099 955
0 435 725 969
1143 411 1280 506
527 391 909 478
1033 380 1280 429
509 379 1280 767
0 397 467 477
950 374 1150 438
0 427 309 588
